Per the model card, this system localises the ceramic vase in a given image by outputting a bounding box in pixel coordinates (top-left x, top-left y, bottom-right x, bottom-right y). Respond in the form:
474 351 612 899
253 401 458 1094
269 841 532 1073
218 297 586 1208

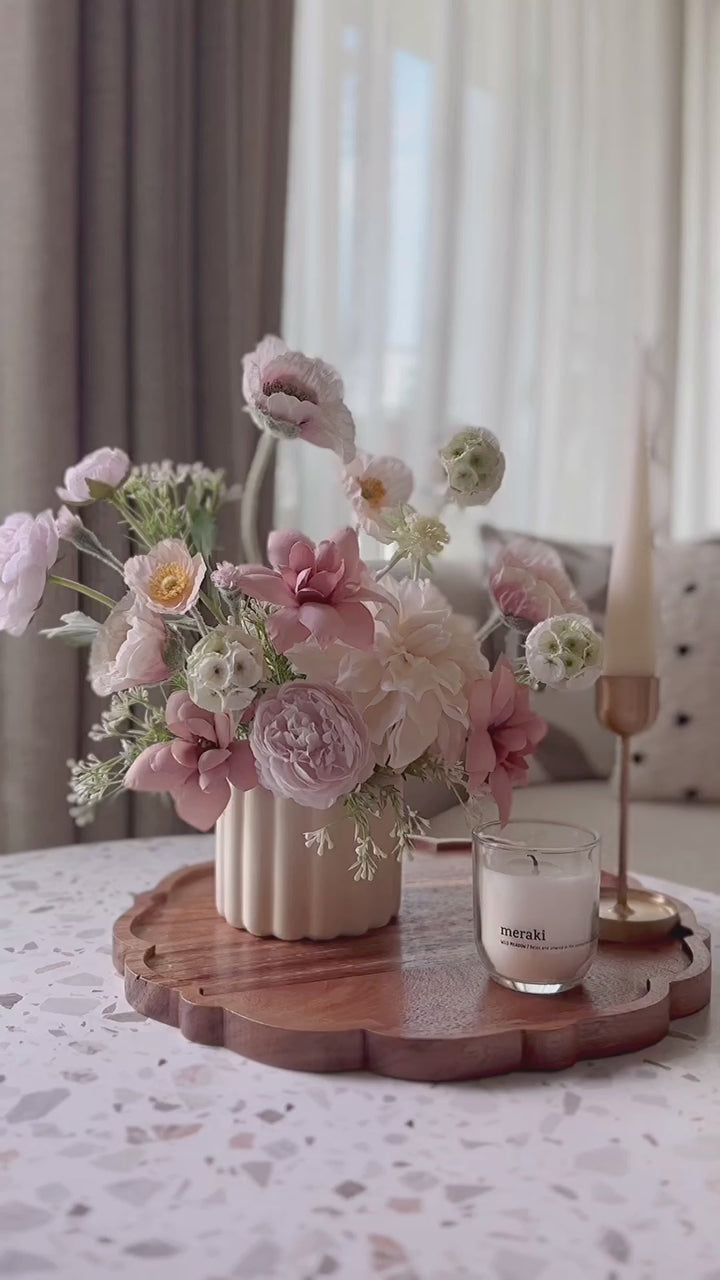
215 786 402 940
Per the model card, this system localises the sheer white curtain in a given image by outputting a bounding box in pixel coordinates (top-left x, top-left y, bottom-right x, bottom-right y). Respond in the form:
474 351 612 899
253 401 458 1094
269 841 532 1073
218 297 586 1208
279 0 719 551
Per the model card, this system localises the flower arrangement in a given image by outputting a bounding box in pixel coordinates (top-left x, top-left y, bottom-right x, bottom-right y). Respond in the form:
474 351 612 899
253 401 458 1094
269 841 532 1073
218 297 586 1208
0 336 605 878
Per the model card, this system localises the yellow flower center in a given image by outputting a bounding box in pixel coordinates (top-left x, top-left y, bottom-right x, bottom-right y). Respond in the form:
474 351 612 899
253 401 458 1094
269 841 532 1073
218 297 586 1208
359 477 387 509
148 562 191 608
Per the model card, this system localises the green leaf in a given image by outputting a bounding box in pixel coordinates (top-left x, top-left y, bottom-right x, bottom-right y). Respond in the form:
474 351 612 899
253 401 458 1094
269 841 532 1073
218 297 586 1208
188 506 216 559
41 611 101 646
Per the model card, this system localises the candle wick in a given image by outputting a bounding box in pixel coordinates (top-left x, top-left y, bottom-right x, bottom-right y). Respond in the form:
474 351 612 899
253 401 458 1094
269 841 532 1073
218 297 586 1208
526 853 539 873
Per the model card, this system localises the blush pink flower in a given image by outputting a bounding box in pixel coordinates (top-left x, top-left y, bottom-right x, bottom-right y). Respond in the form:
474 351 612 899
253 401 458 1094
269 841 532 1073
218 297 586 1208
466 657 547 825
57 447 130 504
291 578 489 771
489 538 588 626
235 527 385 652
250 681 375 808
123 538 205 615
242 335 356 462
211 562 245 595
341 452 414 542
89 593 171 696
124 690 258 830
0 510 59 636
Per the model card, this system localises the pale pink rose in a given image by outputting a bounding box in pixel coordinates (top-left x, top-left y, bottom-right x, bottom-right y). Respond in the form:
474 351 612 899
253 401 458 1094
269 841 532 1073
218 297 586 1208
123 538 205 615
489 538 588 626
250 681 374 809
290 578 490 771
341 452 414 542
0 510 59 636
235 527 385 652
242 335 356 462
89 593 171 696
57 447 130 504
466 657 547 825
211 562 245 594
55 505 84 540
124 690 257 831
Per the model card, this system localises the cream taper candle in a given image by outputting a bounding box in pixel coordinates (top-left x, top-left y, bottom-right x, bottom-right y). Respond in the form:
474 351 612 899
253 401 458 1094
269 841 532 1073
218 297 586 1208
603 370 657 676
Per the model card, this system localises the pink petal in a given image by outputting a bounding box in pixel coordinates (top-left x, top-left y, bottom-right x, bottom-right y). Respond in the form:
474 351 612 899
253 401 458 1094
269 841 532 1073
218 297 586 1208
234 565 296 608
468 678 492 727
267 607 310 653
213 713 233 750
124 743 183 793
490 766 514 827
466 727 496 781
330 527 361 575
165 690 195 740
267 529 314 570
314 541 341 574
184 716 219 742
197 747 231 774
170 740 201 769
172 774 231 831
331 600 375 649
227 741 259 791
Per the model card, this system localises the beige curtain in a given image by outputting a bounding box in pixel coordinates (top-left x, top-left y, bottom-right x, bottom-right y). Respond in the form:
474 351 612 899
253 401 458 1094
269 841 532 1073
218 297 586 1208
0 0 293 852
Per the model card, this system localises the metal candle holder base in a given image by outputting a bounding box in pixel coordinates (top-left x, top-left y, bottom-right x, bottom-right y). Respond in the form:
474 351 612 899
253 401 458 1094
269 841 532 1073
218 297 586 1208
595 675 680 942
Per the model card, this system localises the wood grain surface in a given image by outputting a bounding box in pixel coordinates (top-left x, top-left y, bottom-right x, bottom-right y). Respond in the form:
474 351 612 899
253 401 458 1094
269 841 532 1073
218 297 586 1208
113 853 711 1081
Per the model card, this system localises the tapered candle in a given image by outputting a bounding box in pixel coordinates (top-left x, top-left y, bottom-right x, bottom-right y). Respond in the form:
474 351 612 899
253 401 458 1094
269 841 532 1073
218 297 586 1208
603 371 657 676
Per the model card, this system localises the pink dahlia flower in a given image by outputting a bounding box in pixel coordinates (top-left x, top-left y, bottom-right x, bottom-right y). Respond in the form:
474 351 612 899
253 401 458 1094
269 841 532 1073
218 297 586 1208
235 527 385 652
341 451 414 542
489 538 588 626
123 538 205 615
242 335 356 462
57 447 130 504
0 510 59 636
466 657 547 825
124 691 257 830
250 681 375 809
89 593 171 696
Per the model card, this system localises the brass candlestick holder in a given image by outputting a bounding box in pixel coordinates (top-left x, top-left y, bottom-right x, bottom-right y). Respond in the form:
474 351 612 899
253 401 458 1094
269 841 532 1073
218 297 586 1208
595 675 680 942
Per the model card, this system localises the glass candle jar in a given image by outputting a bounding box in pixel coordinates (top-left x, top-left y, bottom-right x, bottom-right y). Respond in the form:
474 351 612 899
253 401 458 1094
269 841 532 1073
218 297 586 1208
473 820 601 995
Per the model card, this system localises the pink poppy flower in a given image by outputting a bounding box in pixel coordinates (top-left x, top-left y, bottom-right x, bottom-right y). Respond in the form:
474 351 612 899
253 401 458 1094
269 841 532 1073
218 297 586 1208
123 538 206 615
235 527 385 652
57 447 130 504
242 335 356 462
0 510 59 636
489 538 588 626
341 451 414 542
89 593 171 696
124 691 257 831
465 657 547 825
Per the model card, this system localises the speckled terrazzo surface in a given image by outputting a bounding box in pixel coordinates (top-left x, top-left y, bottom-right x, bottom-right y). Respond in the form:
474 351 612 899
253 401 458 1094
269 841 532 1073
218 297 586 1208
1 835 718 1280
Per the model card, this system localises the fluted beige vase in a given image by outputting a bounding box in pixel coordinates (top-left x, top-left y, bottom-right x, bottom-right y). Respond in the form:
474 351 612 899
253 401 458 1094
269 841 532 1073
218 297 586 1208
215 786 402 940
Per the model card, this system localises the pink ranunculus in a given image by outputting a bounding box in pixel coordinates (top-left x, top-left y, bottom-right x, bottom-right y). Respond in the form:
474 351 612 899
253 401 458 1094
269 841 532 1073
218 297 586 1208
235 527 385 652
0 511 59 637
242 335 356 463
465 657 547 826
124 690 258 831
57 447 130 504
341 451 414 542
89 593 171 696
123 538 206 615
489 538 588 627
250 680 375 809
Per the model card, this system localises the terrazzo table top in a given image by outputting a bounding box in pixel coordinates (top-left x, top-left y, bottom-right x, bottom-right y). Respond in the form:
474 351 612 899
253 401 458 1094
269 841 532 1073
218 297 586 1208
1 835 718 1280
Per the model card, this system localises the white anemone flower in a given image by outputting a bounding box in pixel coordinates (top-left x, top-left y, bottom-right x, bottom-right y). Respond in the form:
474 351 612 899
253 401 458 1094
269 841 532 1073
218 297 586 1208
341 452 414 542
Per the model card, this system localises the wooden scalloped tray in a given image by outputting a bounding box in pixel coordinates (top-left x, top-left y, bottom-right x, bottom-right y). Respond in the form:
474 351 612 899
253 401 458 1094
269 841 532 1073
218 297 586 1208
113 852 711 1081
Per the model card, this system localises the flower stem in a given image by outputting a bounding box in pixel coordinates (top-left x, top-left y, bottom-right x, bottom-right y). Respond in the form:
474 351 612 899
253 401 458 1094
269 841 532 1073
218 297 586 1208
48 575 115 610
374 550 404 582
240 432 275 564
476 607 505 643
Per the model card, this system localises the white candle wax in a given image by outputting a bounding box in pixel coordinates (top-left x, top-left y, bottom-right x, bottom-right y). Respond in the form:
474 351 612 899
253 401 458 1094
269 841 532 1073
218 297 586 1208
603 369 657 675
480 857 599 984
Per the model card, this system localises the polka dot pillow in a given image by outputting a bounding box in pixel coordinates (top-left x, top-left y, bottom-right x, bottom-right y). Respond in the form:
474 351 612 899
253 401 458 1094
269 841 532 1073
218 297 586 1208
628 540 720 802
